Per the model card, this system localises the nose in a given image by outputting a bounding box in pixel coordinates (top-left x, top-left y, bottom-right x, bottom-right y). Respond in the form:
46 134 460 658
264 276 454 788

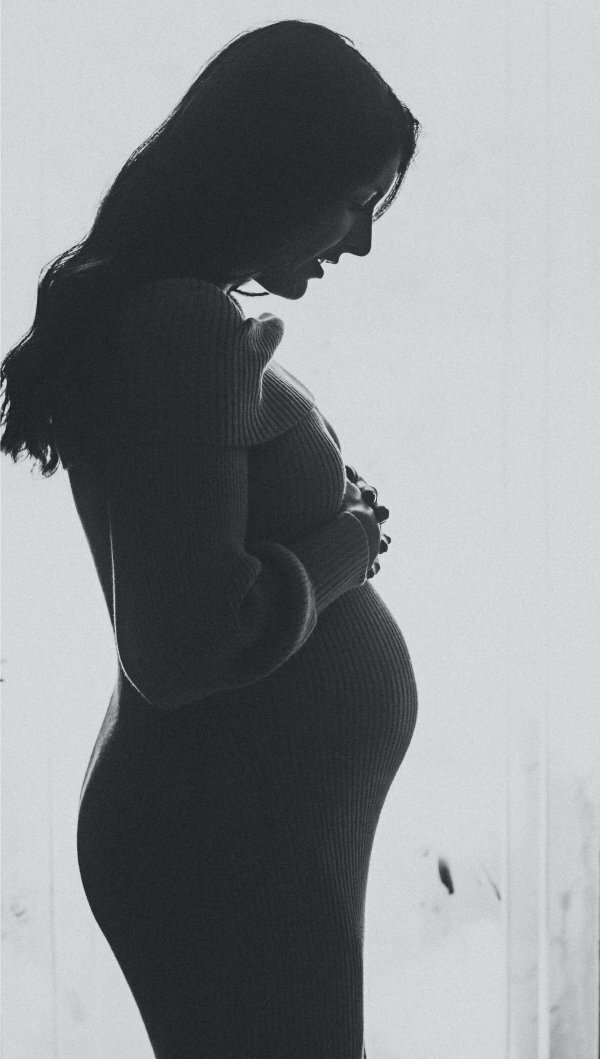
337 212 373 259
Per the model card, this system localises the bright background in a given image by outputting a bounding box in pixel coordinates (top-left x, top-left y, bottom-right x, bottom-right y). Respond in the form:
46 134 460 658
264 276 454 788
2 2 599 1057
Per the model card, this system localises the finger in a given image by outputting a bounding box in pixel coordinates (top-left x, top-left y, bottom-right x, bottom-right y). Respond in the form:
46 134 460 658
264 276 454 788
379 538 388 553
361 486 378 507
345 464 359 483
367 558 382 579
374 505 389 523
344 479 362 501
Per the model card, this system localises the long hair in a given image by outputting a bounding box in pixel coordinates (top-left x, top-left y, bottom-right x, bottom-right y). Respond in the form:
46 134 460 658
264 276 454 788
1 19 422 476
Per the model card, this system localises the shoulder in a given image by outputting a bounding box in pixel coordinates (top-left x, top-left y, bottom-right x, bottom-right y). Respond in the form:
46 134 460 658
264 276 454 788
117 275 282 356
112 276 315 447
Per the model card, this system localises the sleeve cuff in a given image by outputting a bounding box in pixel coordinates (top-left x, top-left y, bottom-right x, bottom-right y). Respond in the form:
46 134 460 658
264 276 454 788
285 510 369 613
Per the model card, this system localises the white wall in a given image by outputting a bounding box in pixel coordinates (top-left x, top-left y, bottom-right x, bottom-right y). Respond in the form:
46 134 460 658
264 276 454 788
2 1 598 1056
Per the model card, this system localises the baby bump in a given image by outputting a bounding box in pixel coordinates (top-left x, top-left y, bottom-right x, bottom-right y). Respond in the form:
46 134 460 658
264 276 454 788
77 581 418 877
259 580 418 739
193 580 420 824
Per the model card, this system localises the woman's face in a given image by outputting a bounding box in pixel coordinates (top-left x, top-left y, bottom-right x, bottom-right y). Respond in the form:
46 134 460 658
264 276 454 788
227 150 404 300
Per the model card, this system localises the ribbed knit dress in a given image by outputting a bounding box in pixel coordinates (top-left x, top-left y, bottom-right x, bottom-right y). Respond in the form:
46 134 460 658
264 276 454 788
65 277 418 1059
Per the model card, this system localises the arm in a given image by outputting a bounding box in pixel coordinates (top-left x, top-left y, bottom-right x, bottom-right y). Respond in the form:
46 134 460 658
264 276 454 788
106 282 370 711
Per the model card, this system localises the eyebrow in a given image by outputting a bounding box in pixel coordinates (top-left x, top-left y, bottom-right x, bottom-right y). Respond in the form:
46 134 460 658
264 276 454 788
356 187 383 205
362 174 398 203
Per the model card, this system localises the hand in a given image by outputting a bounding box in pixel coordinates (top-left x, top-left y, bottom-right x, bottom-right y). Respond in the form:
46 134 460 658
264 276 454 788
342 464 391 579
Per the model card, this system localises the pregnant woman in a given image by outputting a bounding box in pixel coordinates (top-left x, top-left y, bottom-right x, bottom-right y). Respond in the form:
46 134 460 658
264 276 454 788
1 20 421 1058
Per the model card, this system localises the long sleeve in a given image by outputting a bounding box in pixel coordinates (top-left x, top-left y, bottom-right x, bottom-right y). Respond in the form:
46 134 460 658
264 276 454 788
105 278 369 710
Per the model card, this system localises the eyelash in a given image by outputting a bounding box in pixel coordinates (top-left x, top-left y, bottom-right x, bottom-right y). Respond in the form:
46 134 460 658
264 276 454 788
354 198 377 215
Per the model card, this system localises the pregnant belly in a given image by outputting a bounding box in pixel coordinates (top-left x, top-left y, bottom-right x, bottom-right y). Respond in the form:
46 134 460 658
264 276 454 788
80 583 418 843
78 583 419 939
291 580 418 717
262 580 419 783
169 581 420 823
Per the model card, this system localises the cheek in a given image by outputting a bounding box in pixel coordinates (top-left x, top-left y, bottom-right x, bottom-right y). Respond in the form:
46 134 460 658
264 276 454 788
269 212 355 270
324 210 358 246
306 215 354 256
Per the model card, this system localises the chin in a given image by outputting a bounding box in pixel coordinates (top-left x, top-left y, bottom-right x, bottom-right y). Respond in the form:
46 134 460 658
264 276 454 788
255 270 313 300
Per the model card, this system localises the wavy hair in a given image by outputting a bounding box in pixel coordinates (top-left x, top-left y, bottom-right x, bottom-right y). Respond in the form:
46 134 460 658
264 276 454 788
1 18 422 476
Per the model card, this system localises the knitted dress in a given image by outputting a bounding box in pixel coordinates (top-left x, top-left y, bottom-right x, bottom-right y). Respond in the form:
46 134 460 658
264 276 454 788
66 277 418 1059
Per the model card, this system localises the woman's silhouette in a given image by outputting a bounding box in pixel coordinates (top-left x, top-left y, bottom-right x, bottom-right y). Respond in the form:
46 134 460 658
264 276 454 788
1 20 421 1058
